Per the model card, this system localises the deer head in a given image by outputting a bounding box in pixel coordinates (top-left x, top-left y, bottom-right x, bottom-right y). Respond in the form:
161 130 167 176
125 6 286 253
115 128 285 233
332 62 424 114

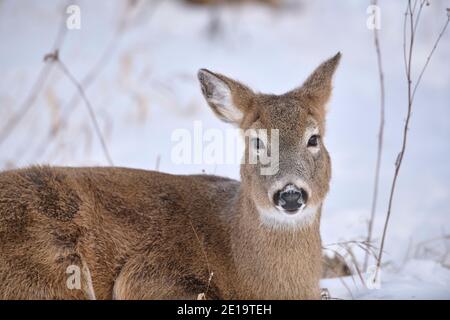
198 53 341 229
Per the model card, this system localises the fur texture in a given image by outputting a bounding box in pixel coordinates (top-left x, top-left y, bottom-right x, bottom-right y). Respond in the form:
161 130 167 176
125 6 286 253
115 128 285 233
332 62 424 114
0 53 340 299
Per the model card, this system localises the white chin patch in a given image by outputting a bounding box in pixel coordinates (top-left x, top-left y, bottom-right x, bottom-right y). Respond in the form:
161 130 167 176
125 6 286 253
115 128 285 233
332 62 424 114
257 204 319 230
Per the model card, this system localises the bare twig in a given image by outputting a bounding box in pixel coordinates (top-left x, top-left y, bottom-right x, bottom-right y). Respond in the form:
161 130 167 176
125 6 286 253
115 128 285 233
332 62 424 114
402 236 414 266
402 6 409 76
364 0 386 271
155 154 161 171
411 12 449 102
375 1 449 280
322 260 355 300
45 51 114 165
341 244 365 287
0 2 69 146
27 0 164 163
414 234 450 258
410 234 449 266
324 239 380 288
25 1 134 162
325 240 379 252
412 0 426 34
29 40 123 162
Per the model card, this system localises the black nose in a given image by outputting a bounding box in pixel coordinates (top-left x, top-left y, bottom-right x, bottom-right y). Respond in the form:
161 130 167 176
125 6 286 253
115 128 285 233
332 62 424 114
273 185 308 212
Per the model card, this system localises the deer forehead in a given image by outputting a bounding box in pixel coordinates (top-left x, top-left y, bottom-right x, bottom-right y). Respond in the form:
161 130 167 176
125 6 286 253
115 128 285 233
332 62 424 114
252 97 322 139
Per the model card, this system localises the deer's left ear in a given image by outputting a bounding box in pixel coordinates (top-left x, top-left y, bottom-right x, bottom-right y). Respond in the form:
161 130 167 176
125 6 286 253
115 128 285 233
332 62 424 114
291 52 341 106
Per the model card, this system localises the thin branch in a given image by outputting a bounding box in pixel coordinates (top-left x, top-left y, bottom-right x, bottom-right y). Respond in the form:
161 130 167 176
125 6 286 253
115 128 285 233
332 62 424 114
323 247 358 291
364 0 386 271
414 234 450 251
155 154 161 171
412 0 426 35
376 0 415 280
375 1 449 280
25 1 129 162
342 244 366 287
411 0 419 16
28 25 124 162
402 236 414 265
26 0 163 163
403 4 409 76
45 51 114 166
411 14 450 102
325 240 378 250
322 260 354 300
0 2 69 146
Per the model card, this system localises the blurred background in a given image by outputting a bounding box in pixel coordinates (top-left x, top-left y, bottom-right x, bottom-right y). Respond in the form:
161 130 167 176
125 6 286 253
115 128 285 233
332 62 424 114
0 0 449 299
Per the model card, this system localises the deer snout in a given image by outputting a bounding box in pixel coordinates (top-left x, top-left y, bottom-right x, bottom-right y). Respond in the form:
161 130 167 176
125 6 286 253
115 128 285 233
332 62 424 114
273 184 308 213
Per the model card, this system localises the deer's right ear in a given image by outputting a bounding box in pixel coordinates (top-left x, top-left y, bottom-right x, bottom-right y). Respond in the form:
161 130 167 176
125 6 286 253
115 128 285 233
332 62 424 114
198 69 253 125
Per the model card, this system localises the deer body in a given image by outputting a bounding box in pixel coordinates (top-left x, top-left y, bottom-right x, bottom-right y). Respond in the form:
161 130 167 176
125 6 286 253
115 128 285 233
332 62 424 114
0 53 340 299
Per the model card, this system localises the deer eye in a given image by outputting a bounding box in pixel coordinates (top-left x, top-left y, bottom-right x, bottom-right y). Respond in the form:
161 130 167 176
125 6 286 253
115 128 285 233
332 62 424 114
307 135 320 147
252 138 265 151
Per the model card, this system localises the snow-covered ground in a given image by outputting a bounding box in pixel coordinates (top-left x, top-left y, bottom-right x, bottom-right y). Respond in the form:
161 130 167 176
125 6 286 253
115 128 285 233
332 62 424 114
0 0 449 299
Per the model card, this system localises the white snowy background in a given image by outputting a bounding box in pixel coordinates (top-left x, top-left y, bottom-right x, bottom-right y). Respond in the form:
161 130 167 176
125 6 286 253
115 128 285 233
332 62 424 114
0 0 449 299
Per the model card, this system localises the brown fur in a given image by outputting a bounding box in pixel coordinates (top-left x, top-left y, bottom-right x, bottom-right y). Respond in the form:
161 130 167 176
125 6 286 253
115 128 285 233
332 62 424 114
0 53 340 299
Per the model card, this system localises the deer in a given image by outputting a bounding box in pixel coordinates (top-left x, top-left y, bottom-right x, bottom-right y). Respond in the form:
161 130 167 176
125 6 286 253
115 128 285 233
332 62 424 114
0 53 340 300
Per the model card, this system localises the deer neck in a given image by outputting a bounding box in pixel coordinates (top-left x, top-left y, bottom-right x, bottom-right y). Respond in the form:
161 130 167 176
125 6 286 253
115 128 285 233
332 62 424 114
228 187 323 299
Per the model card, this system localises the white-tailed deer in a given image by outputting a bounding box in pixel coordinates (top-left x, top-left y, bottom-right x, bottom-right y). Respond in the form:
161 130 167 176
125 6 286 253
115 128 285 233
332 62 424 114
0 53 340 299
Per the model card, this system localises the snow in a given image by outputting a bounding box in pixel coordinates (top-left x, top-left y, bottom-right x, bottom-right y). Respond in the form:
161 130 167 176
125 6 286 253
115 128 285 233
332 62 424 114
0 0 449 299
322 259 450 300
